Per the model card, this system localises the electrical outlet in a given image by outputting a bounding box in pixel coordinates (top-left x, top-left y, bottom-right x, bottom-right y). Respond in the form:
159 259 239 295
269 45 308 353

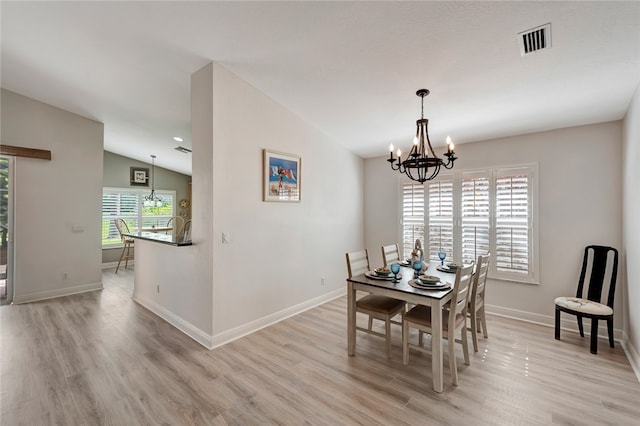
62 272 69 280
321 277 325 286
157 285 160 294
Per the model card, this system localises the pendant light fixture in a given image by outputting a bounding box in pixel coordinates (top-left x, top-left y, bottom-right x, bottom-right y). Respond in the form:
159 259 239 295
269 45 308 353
143 154 163 207
387 89 457 183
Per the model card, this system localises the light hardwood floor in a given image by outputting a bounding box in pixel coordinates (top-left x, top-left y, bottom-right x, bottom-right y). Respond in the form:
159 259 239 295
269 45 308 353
1 268 639 425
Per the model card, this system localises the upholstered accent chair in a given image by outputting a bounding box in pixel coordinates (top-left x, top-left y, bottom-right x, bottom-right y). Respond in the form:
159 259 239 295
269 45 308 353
554 245 618 354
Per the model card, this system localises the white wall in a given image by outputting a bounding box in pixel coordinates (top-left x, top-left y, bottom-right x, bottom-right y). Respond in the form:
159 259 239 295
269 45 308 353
365 121 623 331
208 63 363 337
622 82 640 375
1 89 103 302
132 63 364 347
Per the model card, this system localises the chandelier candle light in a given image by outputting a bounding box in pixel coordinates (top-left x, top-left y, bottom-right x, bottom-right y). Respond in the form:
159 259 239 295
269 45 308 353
143 154 163 208
387 89 457 183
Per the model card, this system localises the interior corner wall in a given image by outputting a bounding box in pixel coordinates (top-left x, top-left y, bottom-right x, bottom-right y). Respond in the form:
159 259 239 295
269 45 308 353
209 63 364 337
364 121 623 331
623 82 640 374
1 89 103 302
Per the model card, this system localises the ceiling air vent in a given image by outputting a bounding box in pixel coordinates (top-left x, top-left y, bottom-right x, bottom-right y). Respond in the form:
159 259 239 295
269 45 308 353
174 146 192 154
518 23 551 56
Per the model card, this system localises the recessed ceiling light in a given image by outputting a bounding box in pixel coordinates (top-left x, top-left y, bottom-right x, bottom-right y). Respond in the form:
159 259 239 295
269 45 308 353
173 136 183 142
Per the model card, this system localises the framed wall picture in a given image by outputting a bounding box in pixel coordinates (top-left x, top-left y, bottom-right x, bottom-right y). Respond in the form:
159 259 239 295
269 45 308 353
263 149 301 202
130 166 149 187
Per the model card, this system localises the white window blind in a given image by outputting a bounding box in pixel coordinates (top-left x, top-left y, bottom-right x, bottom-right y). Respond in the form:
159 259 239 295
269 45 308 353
494 171 530 276
427 179 454 263
406 164 538 284
461 174 490 265
401 182 425 259
102 188 176 247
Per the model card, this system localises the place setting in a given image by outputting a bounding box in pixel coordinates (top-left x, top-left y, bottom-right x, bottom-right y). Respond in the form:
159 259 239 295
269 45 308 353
408 274 452 290
365 265 402 282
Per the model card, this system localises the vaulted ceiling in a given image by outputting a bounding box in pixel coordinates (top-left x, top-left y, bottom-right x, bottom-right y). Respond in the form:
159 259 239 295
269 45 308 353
2 2 639 175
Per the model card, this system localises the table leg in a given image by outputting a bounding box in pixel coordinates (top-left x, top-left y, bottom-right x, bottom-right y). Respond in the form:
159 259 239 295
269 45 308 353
431 300 444 393
347 281 356 356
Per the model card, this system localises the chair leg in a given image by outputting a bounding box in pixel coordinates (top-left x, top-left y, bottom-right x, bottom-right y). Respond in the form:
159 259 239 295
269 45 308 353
470 312 479 352
449 330 458 386
124 242 131 270
418 331 424 347
590 318 599 354
368 316 373 331
461 326 470 365
577 315 585 337
607 317 615 348
116 244 126 273
480 307 488 338
555 308 561 340
402 320 409 365
385 318 392 359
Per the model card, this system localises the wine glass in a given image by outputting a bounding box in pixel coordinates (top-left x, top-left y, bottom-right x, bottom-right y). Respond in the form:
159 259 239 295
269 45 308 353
412 260 423 278
438 250 446 266
390 263 401 283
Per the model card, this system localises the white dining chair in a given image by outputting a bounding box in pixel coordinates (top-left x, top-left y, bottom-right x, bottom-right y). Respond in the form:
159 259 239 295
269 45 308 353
346 249 405 358
468 254 490 352
402 264 474 386
381 243 401 266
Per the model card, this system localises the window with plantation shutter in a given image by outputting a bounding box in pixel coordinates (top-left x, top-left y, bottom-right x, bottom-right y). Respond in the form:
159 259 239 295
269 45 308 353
427 179 454 263
460 174 490 266
404 164 538 284
494 170 530 277
401 182 425 259
102 188 176 247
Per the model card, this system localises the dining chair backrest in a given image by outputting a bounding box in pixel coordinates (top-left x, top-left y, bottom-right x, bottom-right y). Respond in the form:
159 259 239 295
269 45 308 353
472 254 490 305
346 249 370 278
450 265 474 326
114 218 130 242
166 216 185 237
577 245 618 308
381 244 400 266
183 219 192 242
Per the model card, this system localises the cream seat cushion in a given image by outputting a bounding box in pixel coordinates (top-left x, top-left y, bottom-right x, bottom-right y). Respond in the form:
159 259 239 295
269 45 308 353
554 297 613 316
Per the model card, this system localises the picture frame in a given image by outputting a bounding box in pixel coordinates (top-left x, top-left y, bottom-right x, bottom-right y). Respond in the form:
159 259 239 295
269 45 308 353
130 166 149 187
263 149 301 202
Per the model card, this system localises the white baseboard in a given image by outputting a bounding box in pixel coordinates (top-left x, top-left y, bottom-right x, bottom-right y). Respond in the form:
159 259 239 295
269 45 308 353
101 261 134 270
621 332 640 383
132 294 213 349
134 288 346 350
12 281 103 304
486 304 624 342
209 288 346 349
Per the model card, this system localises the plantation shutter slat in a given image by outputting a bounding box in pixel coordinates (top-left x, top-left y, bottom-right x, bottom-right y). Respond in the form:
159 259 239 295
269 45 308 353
461 175 490 265
495 173 529 274
102 188 176 246
402 182 425 259
427 179 454 262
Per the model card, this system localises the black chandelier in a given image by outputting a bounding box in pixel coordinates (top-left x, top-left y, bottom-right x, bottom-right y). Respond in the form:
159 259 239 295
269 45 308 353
143 155 163 208
387 89 457 183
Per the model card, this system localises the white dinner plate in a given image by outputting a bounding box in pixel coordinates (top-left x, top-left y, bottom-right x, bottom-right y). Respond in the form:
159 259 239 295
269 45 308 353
408 279 451 290
436 265 457 274
365 271 401 280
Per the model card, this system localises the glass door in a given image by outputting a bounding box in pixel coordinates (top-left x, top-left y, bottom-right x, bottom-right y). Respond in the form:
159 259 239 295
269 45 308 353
0 155 13 304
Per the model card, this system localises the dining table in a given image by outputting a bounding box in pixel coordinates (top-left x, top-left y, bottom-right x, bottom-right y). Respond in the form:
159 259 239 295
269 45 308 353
346 260 457 393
